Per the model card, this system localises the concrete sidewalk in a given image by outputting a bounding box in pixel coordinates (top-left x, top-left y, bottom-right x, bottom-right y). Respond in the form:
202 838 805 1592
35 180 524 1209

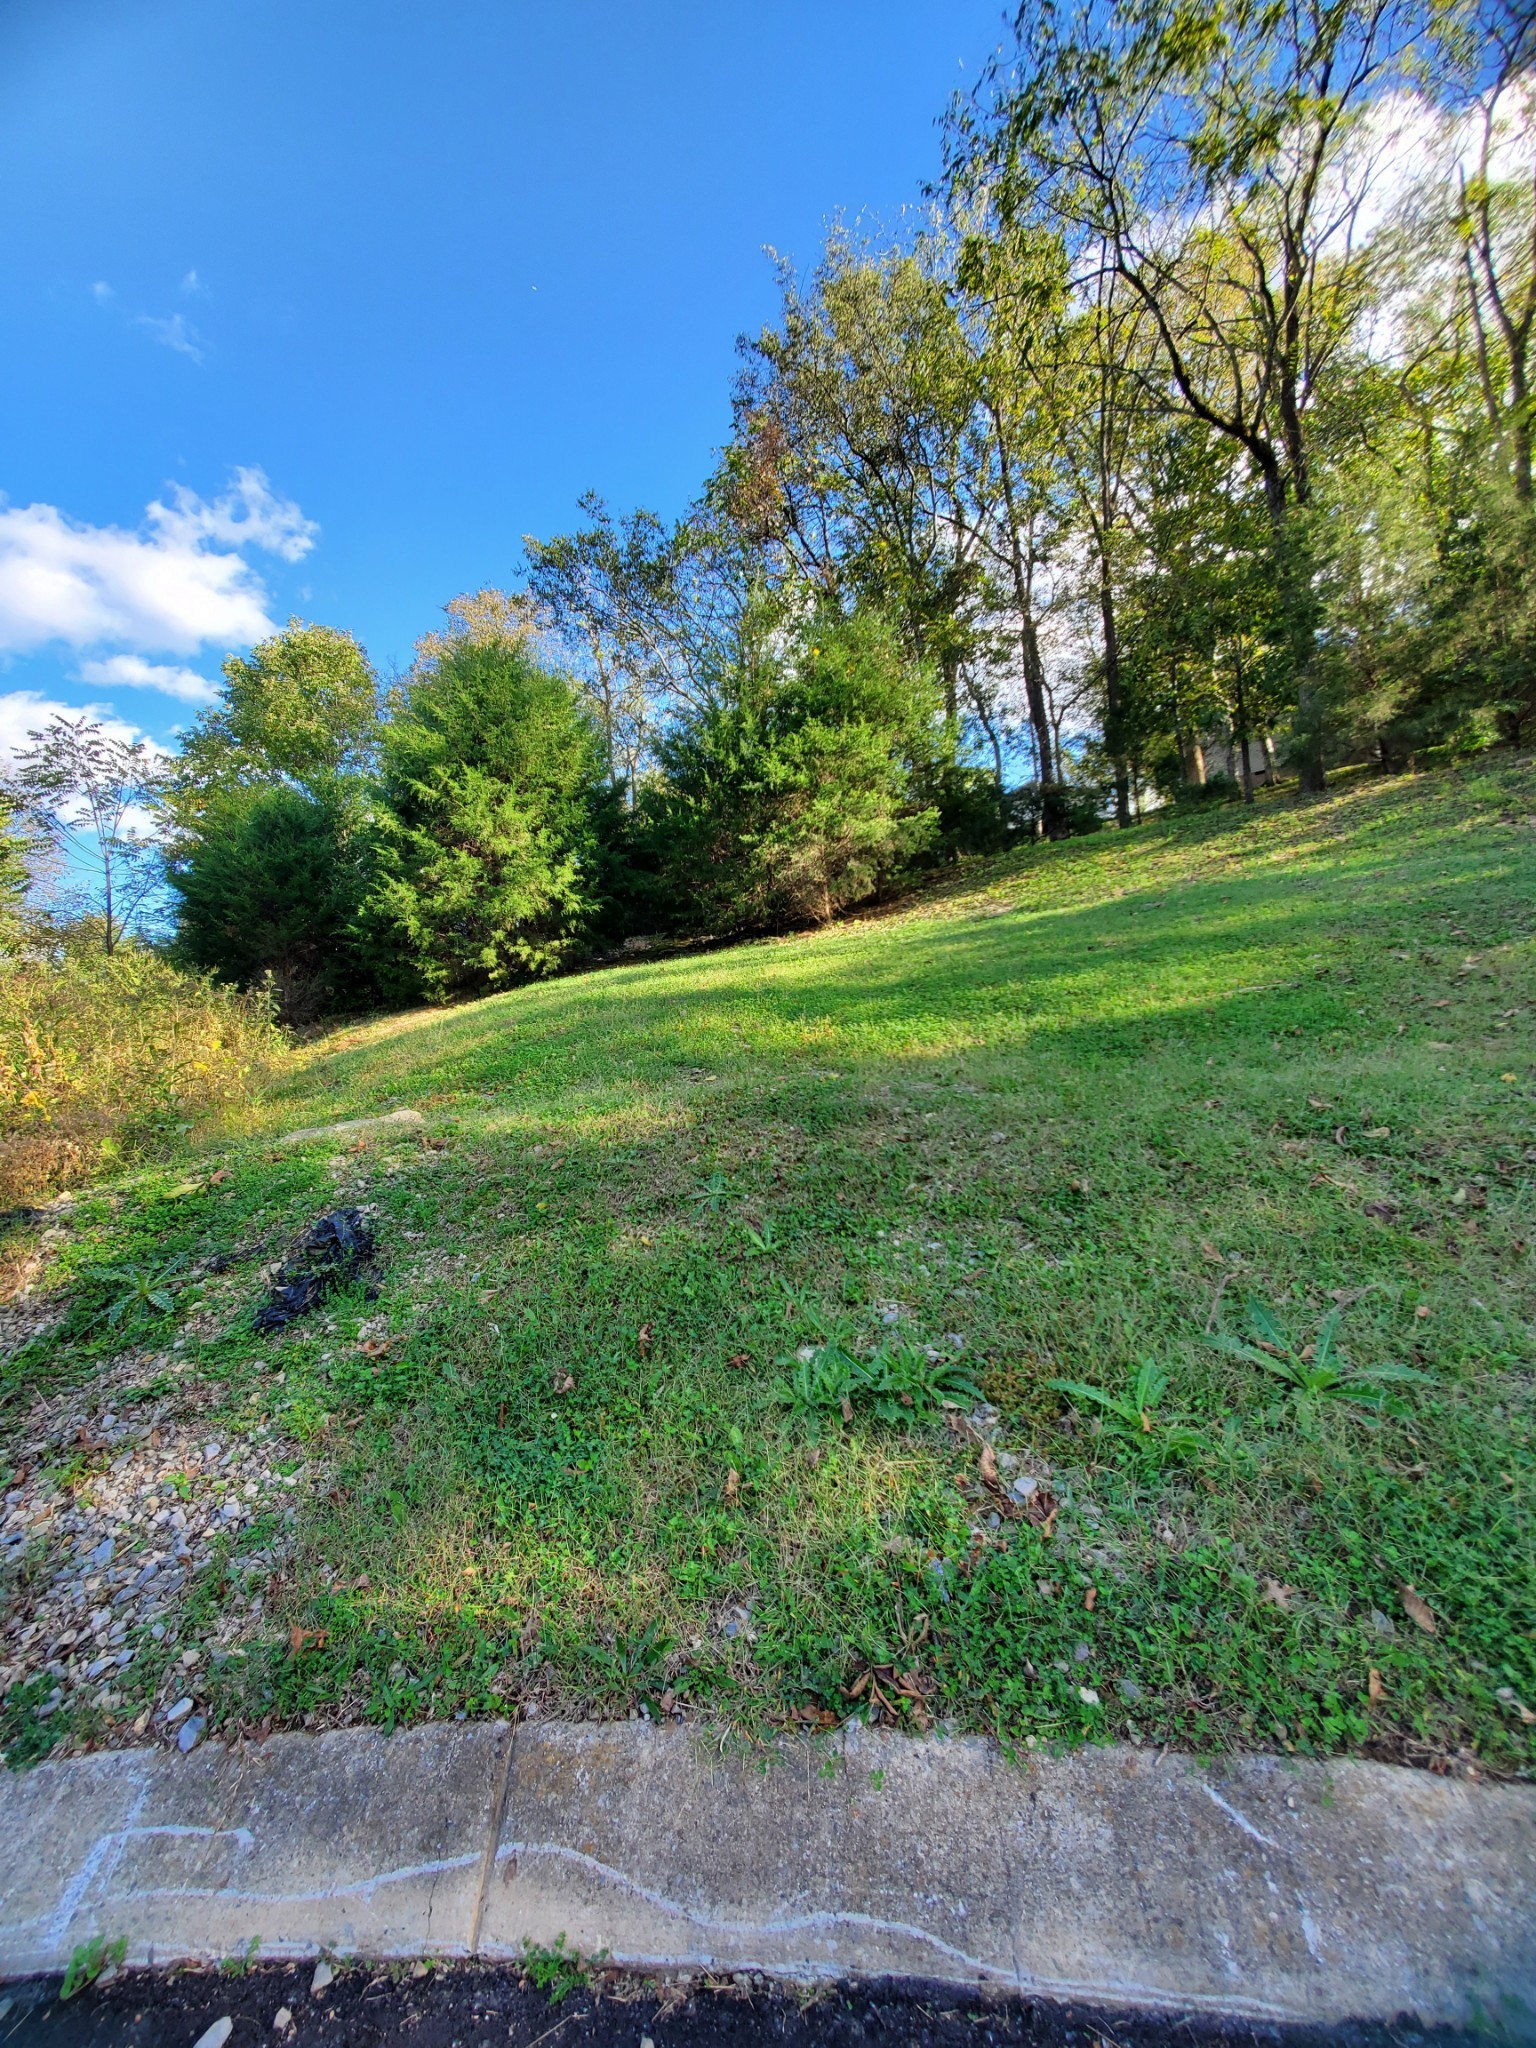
1 1722 1532 2035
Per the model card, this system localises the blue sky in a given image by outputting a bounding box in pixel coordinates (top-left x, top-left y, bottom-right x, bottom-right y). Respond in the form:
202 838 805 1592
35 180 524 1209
0 0 1007 756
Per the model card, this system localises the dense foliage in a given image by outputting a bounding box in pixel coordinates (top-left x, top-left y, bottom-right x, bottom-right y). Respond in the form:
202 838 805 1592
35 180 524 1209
0 940 285 1206
368 637 606 998
639 610 943 933
168 785 377 1022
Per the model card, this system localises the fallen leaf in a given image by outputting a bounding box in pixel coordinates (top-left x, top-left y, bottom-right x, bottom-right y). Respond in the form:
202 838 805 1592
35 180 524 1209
1368 1667 1384 1703
1308 1096 1327 1110
1415 1304 1431 1320
1084 1585 1097 1611
978 1443 999 1487
724 1468 740 1504
1400 1585 1436 1633
1200 1240 1225 1265
840 1395 854 1424
208 1168 232 1186
554 1373 575 1393
637 1323 654 1355
726 1352 751 1368
1260 1577 1296 1610
659 1688 676 1715
289 1626 329 1655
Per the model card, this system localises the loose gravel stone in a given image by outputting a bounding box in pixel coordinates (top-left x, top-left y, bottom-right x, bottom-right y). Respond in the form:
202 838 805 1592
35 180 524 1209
1 1379 318 1752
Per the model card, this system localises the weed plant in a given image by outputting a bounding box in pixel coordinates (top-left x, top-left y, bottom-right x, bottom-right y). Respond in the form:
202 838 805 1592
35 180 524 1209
0 943 287 1207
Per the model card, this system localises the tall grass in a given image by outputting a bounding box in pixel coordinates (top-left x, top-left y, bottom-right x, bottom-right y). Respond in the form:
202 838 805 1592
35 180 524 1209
0 943 288 1208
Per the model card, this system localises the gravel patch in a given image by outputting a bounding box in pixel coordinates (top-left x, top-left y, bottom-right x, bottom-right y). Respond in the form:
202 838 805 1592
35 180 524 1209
1 1371 316 1750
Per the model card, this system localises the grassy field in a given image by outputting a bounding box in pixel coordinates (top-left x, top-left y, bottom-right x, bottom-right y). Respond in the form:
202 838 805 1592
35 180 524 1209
2 759 1533 1775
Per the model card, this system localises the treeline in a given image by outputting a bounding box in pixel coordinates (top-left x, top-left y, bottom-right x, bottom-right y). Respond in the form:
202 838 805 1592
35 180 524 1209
9 0 1534 1023
156 602 964 1017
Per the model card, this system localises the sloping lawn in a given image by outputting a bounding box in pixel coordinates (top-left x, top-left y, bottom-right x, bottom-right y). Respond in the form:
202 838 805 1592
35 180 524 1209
3 760 1533 1774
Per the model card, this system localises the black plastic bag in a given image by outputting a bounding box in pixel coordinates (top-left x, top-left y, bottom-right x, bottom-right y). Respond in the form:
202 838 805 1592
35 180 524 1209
254 1208 375 1333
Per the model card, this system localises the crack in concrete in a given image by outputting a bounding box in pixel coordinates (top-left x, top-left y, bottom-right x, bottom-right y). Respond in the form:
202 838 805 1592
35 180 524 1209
468 1720 517 1956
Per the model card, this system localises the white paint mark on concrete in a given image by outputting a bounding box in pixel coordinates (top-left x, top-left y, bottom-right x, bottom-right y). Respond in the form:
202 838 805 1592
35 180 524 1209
45 1823 257 1945
1202 1784 1279 1849
496 1839 1012 1980
491 1839 1300 2020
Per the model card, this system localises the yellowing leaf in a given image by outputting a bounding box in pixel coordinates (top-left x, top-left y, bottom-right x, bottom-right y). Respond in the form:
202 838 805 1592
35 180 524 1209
1400 1585 1436 1634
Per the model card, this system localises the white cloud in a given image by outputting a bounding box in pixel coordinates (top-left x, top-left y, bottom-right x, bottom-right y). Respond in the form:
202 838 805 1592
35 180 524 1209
180 268 203 294
0 470 317 658
91 280 113 303
76 654 218 706
134 311 207 363
149 467 318 564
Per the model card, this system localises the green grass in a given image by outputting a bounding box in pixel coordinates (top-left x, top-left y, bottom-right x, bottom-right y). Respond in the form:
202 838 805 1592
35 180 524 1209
3 759 1534 1774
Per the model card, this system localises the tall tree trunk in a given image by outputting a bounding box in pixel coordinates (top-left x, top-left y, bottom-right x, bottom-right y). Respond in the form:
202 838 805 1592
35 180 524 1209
1171 660 1204 786
1509 352 1533 504
1232 646 1255 805
1098 552 1131 827
966 680 1008 829
1263 467 1325 793
940 655 959 729
997 457 1056 789
1018 614 1054 789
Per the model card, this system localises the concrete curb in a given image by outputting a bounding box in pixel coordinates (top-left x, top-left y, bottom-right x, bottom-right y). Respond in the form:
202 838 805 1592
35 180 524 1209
1 1723 1532 2034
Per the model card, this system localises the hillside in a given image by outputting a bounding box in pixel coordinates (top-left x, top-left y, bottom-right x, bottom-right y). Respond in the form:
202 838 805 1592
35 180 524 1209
2 760 1533 1774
